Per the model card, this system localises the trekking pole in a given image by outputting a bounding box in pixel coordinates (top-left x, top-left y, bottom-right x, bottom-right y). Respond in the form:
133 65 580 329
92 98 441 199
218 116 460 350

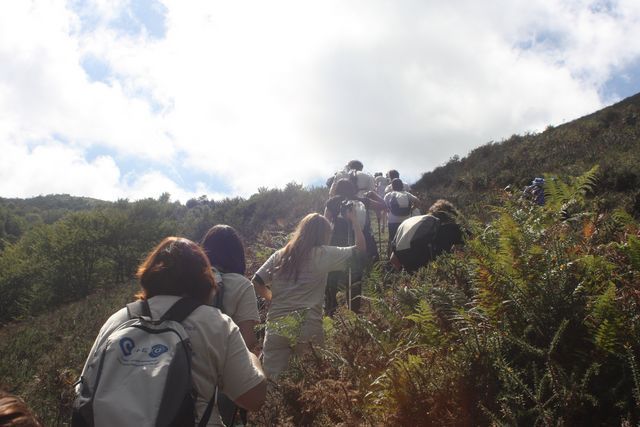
377 214 382 256
347 224 352 311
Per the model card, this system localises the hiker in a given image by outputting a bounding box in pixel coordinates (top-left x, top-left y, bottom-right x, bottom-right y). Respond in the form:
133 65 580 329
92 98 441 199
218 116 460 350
384 178 420 254
324 178 384 315
374 172 389 230
200 225 260 427
251 211 366 380
0 390 42 427
523 177 545 205
329 160 375 198
74 237 266 427
384 169 411 193
390 199 465 273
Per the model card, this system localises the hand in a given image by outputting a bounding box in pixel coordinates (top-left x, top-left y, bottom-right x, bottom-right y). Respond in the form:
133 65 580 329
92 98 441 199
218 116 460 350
346 208 360 227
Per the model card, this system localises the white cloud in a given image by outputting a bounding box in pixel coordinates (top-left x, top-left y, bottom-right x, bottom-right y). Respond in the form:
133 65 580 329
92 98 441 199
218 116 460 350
1 0 640 200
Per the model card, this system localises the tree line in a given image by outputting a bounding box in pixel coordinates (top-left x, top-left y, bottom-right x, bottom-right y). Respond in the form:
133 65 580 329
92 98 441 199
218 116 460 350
0 184 326 323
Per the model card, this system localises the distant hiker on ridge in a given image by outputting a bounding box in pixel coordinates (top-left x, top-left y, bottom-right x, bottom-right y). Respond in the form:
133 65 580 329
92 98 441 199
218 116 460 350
329 160 375 198
523 177 545 206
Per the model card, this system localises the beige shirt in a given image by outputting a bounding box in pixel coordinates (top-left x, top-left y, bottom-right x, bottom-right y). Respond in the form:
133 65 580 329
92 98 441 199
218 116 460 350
219 272 260 324
255 245 354 342
83 295 265 426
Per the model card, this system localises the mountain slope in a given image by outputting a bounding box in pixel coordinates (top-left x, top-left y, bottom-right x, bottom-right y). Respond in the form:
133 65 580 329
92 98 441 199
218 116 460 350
413 92 640 212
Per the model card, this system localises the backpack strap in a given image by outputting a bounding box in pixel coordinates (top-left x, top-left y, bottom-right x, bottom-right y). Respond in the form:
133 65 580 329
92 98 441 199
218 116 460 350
198 388 218 427
126 299 152 319
162 297 218 427
161 297 204 322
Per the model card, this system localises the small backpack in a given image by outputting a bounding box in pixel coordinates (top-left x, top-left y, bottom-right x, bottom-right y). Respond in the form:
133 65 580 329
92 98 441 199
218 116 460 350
72 298 216 427
387 191 412 216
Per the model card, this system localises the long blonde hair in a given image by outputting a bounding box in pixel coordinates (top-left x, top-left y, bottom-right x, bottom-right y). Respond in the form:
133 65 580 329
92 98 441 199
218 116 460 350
275 213 332 281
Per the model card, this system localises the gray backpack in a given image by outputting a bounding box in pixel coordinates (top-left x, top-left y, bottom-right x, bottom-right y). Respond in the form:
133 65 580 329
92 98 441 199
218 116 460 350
387 191 412 216
72 298 216 427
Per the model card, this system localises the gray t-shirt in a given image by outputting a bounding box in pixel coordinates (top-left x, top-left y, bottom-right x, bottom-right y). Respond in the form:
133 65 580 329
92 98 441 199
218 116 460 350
220 272 260 324
255 245 354 341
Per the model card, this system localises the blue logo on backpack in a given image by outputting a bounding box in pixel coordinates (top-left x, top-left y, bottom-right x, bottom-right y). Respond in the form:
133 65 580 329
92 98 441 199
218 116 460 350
119 337 135 356
150 344 168 358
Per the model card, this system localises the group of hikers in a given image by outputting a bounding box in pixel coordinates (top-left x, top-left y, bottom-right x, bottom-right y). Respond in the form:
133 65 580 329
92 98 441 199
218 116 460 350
2 160 467 427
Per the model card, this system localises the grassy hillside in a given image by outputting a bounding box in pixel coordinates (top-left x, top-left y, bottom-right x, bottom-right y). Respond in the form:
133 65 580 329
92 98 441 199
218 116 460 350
1 96 640 425
413 92 640 215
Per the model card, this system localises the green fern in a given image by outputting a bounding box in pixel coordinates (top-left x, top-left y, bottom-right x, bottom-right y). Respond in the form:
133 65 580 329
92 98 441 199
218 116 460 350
590 282 622 353
624 234 640 270
405 300 440 346
544 165 599 214
627 347 640 410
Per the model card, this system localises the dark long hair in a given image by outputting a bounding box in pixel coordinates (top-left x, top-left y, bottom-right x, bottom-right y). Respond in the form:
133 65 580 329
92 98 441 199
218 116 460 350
136 237 216 303
201 225 246 275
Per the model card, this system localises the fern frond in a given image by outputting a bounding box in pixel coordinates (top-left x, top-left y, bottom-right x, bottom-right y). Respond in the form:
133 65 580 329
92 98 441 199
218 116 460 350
627 347 640 410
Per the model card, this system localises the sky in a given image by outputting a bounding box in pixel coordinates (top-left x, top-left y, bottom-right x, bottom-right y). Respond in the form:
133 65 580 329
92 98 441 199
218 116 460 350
1 0 640 202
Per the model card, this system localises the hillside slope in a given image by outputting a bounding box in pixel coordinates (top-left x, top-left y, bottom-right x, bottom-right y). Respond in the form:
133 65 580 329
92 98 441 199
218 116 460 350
413 92 640 212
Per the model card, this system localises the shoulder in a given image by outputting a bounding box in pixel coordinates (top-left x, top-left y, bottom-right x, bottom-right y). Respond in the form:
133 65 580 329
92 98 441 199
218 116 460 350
326 195 344 209
187 303 237 335
221 272 251 287
99 307 129 335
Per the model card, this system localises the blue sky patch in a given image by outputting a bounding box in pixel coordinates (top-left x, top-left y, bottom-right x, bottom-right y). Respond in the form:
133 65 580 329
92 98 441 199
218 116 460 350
85 146 233 198
80 54 112 83
601 59 640 101
110 0 168 39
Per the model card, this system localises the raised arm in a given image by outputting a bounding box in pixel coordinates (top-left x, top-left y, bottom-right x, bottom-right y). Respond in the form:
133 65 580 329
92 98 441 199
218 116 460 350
251 274 272 302
364 191 386 212
345 209 366 254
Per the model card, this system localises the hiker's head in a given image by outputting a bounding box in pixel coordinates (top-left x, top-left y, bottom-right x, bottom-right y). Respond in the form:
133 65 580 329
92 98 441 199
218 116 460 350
374 172 382 177
334 178 356 199
136 237 216 303
277 213 332 280
347 160 363 171
201 225 246 275
292 213 332 248
0 390 42 427
388 169 400 179
391 178 404 191
428 199 459 222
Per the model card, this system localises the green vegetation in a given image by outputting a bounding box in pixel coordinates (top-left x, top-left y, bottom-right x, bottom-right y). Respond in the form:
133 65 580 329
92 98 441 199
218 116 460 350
1 94 640 425
0 184 325 324
259 169 640 425
414 93 640 216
